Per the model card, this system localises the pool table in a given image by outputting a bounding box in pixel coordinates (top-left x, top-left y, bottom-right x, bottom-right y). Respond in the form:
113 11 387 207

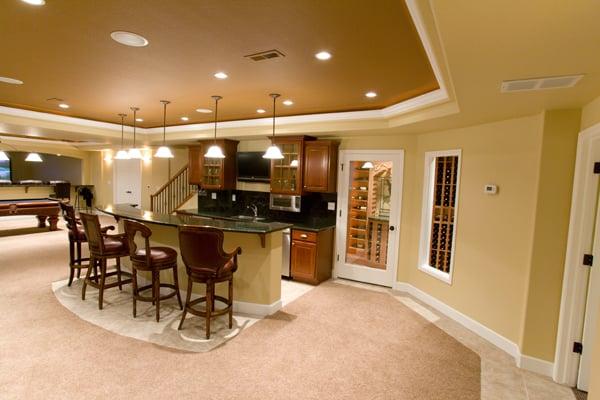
0 198 61 231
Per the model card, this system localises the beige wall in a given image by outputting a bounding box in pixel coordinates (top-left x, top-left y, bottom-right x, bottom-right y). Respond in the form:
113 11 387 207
589 312 600 400
520 110 581 360
581 95 600 131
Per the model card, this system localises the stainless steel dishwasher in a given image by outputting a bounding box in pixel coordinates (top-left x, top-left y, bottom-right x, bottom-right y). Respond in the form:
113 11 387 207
281 228 291 278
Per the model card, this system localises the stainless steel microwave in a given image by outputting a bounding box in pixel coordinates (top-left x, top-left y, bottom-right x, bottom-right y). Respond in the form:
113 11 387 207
269 194 301 213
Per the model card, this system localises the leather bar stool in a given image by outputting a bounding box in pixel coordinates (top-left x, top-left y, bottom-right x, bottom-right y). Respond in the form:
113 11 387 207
123 219 183 322
177 226 241 339
59 202 114 286
80 212 132 309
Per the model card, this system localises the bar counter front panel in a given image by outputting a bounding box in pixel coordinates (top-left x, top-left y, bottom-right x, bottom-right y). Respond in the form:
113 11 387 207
100 204 290 315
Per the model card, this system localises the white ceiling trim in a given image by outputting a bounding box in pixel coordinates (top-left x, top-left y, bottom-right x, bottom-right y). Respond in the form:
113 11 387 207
0 0 451 138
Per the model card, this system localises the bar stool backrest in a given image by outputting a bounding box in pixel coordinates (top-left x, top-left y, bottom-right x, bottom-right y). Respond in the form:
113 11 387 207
60 202 78 232
123 219 152 266
178 226 235 276
80 212 105 255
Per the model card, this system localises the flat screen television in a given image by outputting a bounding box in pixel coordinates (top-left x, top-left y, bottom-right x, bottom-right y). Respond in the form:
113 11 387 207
0 159 10 181
236 151 271 182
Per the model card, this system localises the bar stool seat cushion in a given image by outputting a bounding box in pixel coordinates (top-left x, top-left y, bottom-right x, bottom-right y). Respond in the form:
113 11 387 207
68 225 87 241
133 246 177 264
103 236 127 252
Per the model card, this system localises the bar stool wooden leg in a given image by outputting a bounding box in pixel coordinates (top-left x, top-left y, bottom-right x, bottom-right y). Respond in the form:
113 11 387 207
206 281 213 339
82 255 93 300
153 270 160 322
116 257 123 290
173 265 183 310
229 277 233 329
132 268 138 318
178 279 193 330
98 258 107 310
68 239 75 287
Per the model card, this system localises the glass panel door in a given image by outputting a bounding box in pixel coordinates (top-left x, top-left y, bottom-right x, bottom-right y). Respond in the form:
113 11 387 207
336 151 404 287
271 141 301 193
202 157 222 187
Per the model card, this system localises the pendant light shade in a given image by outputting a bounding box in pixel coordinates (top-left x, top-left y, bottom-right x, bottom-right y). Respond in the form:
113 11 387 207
0 151 9 161
155 100 174 158
263 93 284 160
361 161 374 169
114 113 130 160
128 107 142 159
25 152 43 162
204 95 225 159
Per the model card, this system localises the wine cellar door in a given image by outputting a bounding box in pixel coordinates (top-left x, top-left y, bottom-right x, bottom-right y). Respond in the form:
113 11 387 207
335 150 404 287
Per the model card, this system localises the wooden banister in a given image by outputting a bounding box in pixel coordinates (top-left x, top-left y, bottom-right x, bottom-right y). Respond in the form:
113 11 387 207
150 164 197 214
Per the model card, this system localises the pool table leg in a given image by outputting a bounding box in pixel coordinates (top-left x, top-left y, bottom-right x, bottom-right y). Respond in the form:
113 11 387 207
36 215 47 228
48 215 59 231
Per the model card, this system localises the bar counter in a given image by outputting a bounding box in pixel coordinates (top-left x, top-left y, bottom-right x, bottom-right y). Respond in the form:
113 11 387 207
99 204 291 316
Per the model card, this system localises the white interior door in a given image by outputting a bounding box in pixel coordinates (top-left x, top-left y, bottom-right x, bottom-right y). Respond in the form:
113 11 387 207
335 150 404 287
113 159 142 206
578 195 600 391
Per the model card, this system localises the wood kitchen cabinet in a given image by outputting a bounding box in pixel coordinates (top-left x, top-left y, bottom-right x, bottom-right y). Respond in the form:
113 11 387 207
303 140 339 193
188 139 239 190
291 228 334 285
270 136 315 195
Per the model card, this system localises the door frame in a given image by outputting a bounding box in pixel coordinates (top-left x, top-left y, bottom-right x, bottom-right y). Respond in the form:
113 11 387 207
112 158 142 205
333 149 404 287
554 121 600 385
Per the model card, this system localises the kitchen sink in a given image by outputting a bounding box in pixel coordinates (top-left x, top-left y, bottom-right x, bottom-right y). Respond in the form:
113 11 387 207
232 215 266 222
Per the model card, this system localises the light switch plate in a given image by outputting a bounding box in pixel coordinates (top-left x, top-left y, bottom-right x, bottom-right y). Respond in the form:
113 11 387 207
484 184 498 195
211 192 217 200
232 194 236 202
327 202 336 210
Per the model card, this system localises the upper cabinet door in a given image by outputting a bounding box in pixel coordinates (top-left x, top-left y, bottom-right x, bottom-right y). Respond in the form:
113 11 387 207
188 146 203 185
303 140 339 193
270 136 313 195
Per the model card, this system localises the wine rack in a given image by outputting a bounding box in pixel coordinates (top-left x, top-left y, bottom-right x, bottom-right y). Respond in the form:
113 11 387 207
345 161 390 268
429 156 458 272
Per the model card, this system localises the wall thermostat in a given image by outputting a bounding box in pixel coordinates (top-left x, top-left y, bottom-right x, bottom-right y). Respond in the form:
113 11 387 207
484 184 498 195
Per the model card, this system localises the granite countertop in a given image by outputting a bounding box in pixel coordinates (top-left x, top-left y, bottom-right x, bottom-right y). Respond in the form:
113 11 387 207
99 204 292 234
178 208 336 232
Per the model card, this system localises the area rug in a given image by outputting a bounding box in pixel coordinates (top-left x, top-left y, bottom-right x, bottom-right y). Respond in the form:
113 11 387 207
52 278 258 352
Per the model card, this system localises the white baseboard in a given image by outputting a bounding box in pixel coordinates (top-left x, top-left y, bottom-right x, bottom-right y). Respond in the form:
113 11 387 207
393 281 521 359
392 281 553 378
234 299 282 317
517 355 554 377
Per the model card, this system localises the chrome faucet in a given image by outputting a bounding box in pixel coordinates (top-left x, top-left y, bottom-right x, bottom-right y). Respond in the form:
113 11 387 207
247 204 258 218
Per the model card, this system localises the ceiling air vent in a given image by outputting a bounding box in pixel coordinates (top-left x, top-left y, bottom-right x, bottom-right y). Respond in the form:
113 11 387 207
244 49 285 62
501 74 584 93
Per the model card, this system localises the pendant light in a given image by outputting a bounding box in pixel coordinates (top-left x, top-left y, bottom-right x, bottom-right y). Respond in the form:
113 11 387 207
154 100 174 158
128 107 143 159
114 113 130 160
25 153 43 162
263 93 284 159
204 95 225 158
0 140 10 161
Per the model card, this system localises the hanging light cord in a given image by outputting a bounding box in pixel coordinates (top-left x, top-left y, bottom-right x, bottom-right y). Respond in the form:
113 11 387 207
119 113 126 149
131 107 139 148
161 100 170 145
213 96 221 145
270 93 280 139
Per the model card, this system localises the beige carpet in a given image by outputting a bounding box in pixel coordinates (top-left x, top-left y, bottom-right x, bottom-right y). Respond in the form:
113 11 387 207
52 278 257 353
0 216 481 399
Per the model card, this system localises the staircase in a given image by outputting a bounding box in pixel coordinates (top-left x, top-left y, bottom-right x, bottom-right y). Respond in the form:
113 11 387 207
150 164 197 214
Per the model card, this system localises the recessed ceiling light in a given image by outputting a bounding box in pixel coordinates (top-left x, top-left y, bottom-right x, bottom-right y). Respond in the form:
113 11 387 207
110 31 149 47
196 108 212 113
0 76 24 85
282 100 294 106
256 109 266 114
58 103 70 109
214 72 228 79
365 91 377 98
20 0 45 5
315 51 332 60
136 118 143 122
181 116 189 121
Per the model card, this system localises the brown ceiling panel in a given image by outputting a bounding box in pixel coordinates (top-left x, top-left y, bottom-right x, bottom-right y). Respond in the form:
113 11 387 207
0 0 438 127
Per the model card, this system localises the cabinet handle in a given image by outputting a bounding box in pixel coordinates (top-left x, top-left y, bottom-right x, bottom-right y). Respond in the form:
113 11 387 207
300 234 308 239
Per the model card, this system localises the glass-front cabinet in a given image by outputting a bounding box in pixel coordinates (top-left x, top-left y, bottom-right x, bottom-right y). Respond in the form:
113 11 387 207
270 136 315 195
188 139 239 190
